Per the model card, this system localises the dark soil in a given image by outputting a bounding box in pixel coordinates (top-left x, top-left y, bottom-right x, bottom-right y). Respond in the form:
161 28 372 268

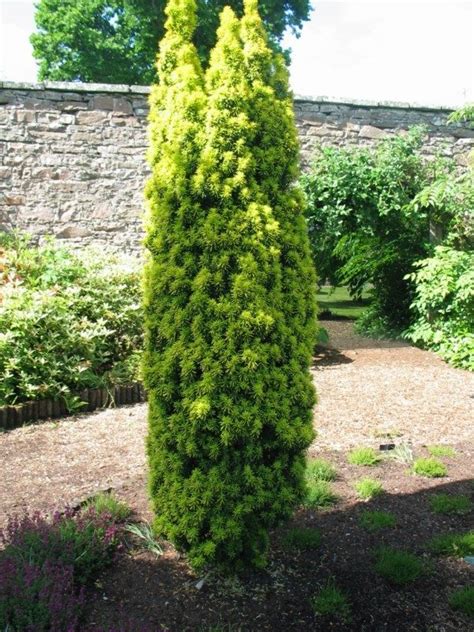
84 449 474 632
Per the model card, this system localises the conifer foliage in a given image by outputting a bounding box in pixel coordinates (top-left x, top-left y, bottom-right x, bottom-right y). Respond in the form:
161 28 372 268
144 0 316 571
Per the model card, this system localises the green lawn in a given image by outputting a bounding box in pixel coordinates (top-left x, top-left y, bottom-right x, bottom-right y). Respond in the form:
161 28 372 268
316 286 370 320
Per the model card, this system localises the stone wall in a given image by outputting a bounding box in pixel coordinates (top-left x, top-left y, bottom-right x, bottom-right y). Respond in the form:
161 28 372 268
1 81 472 253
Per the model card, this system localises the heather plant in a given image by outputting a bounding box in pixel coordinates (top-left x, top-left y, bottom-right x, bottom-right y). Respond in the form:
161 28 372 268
144 0 316 571
0 507 121 630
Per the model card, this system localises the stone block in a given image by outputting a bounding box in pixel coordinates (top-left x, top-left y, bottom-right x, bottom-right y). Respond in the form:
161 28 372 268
5 195 25 206
61 101 88 112
113 98 133 114
77 111 108 125
358 125 388 140
92 95 115 110
0 167 11 179
56 225 91 239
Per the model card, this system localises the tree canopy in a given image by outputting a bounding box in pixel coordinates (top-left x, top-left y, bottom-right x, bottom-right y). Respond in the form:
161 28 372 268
31 0 312 84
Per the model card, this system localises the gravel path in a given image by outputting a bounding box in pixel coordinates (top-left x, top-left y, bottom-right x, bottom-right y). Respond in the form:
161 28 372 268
1 320 473 526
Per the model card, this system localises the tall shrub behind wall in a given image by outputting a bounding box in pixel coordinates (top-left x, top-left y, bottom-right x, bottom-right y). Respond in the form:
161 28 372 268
144 0 316 572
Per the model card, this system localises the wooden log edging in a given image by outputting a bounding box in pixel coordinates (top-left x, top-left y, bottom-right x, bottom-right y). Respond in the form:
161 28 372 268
0 382 146 432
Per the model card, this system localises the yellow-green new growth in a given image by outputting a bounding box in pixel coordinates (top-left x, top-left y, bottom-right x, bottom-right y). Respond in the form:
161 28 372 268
144 0 317 572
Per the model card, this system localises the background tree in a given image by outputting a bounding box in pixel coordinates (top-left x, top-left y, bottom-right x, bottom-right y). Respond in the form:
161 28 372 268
31 0 311 84
144 0 316 571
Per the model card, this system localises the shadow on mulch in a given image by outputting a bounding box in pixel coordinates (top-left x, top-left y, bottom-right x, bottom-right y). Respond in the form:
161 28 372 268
84 477 474 632
313 345 354 368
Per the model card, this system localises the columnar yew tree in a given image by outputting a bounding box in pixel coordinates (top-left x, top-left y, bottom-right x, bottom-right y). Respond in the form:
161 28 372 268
144 0 316 571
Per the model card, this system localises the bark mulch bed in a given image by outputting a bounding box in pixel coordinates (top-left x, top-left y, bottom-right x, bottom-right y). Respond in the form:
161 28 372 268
1 321 473 630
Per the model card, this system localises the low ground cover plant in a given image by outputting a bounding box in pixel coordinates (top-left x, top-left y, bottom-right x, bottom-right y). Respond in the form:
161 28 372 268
0 499 127 630
0 234 142 409
305 480 338 509
283 527 322 550
449 586 474 618
374 547 425 586
84 491 132 523
310 578 351 622
354 478 384 500
306 458 337 482
429 493 472 516
428 531 474 557
412 458 447 478
427 445 456 458
359 510 396 531
348 447 381 466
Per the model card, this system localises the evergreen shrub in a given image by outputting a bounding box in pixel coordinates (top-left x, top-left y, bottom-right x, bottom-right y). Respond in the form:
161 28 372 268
144 0 316 571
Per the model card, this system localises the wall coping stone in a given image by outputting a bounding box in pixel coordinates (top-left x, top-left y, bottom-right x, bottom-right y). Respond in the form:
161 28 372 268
0 80 462 112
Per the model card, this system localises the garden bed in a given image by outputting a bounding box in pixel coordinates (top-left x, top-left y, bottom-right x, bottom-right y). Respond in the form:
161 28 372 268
1 321 472 630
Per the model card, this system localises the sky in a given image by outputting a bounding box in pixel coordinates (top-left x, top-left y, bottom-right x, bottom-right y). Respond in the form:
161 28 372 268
0 0 473 105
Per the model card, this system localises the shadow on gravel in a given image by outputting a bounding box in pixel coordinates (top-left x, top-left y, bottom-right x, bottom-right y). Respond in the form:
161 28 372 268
313 345 354 368
84 477 474 632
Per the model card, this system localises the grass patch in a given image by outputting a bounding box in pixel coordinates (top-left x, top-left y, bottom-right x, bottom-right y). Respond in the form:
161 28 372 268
429 493 472 516
348 447 381 467
359 510 396 531
428 531 474 557
354 478 384 500
427 445 456 458
374 547 425 586
310 578 351 622
316 286 370 320
83 491 132 523
412 457 447 478
305 480 338 509
449 586 474 618
306 458 337 482
283 527 322 550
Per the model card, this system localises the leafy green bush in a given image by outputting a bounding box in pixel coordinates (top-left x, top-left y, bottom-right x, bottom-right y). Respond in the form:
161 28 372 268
429 493 472 516
0 234 142 407
374 547 425 585
302 128 442 332
412 458 447 478
144 0 316 572
404 246 474 370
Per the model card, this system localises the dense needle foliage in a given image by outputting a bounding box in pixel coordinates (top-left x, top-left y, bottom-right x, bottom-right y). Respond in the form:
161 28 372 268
144 0 316 571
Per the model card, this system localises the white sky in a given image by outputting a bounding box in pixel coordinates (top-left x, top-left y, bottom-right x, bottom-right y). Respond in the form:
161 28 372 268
0 0 473 105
